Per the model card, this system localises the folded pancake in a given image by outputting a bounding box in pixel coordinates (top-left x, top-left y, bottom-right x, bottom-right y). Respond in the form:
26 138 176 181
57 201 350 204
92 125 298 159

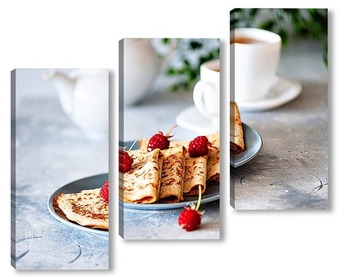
54 188 109 230
138 138 149 151
183 153 208 195
206 132 220 185
139 131 220 185
119 148 163 204
230 101 245 154
159 146 186 203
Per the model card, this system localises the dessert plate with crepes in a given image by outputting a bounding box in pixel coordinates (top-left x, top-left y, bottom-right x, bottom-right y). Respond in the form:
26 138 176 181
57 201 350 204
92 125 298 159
119 132 220 210
48 173 109 236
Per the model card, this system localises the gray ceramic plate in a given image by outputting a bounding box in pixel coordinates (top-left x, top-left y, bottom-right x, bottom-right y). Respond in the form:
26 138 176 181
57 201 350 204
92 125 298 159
231 123 263 168
47 173 109 237
120 184 219 210
120 141 220 210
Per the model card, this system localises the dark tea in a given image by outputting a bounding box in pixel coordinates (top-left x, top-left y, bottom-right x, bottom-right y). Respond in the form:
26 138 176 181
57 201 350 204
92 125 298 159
231 37 266 44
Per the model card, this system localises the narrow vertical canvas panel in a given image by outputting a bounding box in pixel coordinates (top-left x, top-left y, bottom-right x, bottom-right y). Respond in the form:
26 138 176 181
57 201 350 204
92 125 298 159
11 69 109 269
230 8 328 210
119 38 221 239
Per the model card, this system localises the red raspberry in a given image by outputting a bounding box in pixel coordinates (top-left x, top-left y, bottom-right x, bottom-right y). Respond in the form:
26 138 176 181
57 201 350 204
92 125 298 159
100 180 109 203
178 204 203 231
147 126 176 151
119 149 133 173
188 136 210 157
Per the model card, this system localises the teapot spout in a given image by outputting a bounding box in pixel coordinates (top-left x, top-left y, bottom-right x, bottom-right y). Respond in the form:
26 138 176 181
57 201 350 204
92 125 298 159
42 69 75 115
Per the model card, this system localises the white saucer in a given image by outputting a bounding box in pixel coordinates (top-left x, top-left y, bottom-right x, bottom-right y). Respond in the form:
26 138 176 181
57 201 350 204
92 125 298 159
236 77 302 112
176 105 219 134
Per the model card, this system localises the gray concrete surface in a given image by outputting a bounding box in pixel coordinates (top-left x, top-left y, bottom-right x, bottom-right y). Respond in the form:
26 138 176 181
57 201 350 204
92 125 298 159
231 39 328 210
11 70 109 269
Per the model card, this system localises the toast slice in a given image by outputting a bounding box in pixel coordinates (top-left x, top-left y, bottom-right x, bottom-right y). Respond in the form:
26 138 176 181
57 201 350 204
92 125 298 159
119 148 163 204
159 146 186 203
54 188 109 230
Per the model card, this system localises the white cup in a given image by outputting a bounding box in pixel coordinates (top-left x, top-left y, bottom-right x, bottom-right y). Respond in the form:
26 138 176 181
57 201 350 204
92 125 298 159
230 28 281 103
193 59 220 128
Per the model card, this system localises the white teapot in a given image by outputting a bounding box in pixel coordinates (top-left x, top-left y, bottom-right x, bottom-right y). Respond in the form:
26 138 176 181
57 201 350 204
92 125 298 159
42 68 109 141
122 38 176 105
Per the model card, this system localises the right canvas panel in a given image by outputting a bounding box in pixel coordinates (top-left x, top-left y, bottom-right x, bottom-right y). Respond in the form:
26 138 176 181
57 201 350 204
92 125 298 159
230 8 329 210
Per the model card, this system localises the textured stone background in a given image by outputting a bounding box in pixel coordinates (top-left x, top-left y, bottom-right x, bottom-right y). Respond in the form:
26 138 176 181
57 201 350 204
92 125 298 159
12 71 109 270
231 39 328 210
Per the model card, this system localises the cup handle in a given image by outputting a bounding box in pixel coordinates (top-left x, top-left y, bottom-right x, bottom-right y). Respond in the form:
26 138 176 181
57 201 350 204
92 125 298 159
193 80 215 119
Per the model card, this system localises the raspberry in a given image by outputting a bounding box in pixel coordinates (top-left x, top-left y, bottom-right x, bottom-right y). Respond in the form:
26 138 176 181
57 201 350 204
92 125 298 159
100 180 109 203
147 126 176 152
188 136 210 157
178 204 203 231
119 149 133 173
178 184 204 231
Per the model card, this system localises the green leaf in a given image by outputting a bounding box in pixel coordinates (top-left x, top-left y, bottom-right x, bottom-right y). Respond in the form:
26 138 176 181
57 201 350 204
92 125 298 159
259 19 275 31
231 8 327 68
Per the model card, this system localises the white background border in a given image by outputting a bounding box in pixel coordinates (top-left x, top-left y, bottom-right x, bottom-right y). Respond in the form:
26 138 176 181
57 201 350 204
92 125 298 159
1 1 347 276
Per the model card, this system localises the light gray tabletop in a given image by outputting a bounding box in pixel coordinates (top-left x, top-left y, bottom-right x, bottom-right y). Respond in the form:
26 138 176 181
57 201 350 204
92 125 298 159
11 69 109 270
231 38 328 210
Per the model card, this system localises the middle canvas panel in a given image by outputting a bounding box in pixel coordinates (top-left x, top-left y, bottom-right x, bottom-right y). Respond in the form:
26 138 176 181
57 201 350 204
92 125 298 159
119 38 221 240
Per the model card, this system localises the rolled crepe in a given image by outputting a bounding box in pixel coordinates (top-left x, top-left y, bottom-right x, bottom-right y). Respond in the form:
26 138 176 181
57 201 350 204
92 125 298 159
139 132 220 191
140 132 220 185
159 146 186 203
230 101 245 154
206 132 220 185
207 150 220 185
119 149 163 204
183 153 208 195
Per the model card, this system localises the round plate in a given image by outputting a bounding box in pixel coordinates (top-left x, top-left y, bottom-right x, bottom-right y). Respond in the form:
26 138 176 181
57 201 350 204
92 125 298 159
237 77 302 112
120 141 220 210
231 123 263 167
121 184 219 210
47 173 109 237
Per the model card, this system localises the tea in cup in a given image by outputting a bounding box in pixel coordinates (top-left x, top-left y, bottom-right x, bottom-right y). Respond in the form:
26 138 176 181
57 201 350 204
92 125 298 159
230 28 281 103
193 59 220 128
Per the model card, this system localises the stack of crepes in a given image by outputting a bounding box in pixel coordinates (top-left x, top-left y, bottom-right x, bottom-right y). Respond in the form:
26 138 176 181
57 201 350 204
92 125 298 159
230 101 245 154
119 132 220 204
